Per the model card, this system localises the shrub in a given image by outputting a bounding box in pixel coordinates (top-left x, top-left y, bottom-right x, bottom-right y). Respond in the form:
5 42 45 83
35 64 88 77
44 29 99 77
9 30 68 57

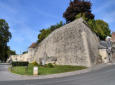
32 61 39 66
12 62 29 67
47 63 54 68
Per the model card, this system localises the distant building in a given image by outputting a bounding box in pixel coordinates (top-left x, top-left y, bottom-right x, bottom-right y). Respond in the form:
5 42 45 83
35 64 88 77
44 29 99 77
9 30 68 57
112 32 115 57
112 32 115 42
29 43 37 48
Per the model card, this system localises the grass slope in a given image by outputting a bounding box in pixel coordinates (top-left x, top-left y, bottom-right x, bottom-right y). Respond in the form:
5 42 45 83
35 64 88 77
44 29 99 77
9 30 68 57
10 64 87 75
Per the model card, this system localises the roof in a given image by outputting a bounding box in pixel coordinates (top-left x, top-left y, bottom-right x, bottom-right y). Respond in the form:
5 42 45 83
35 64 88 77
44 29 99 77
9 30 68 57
112 32 115 42
98 41 107 49
29 43 37 48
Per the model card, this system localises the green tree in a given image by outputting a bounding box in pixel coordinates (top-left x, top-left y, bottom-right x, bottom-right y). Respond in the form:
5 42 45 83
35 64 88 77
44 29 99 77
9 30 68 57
7 46 16 57
94 20 111 40
37 21 64 43
63 0 94 23
86 19 111 40
75 13 111 40
38 29 51 43
0 19 12 61
23 51 28 54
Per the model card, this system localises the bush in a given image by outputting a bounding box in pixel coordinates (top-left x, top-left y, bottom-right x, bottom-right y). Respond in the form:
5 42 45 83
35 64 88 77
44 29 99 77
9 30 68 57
47 63 54 68
12 62 29 67
32 61 39 66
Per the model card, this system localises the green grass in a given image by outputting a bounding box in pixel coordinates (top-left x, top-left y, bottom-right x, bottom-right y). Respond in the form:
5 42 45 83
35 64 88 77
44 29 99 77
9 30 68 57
10 64 87 75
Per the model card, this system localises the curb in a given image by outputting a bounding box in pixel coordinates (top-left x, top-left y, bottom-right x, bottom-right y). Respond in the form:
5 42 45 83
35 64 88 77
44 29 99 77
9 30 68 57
37 63 114 79
8 63 114 80
0 63 10 65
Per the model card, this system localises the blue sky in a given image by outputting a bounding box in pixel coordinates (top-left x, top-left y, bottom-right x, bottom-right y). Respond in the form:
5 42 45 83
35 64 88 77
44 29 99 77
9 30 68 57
0 0 114 54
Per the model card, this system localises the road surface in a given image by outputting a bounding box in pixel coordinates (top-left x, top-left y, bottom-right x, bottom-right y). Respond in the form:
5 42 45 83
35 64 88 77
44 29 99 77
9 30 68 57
0 64 115 85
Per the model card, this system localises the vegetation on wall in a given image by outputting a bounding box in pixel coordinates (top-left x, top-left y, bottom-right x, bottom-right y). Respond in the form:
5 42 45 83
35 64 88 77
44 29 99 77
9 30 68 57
37 0 111 45
37 21 64 43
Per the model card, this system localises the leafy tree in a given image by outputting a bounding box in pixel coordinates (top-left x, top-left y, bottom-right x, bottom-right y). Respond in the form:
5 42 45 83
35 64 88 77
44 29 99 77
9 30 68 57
9 50 16 55
75 13 111 40
38 29 51 43
0 19 12 61
37 21 64 43
63 0 94 23
7 46 16 56
94 20 111 40
85 19 111 40
23 51 28 54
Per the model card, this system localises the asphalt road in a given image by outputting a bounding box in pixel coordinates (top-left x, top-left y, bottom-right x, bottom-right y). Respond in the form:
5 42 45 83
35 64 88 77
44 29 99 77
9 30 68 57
0 64 115 85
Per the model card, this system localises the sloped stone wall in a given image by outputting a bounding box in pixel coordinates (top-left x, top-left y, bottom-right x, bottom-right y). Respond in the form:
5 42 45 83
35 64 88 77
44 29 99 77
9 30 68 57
34 18 99 67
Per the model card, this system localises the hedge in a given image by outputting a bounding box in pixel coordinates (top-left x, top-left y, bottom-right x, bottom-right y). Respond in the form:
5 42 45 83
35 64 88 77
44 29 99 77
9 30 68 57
12 62 29 66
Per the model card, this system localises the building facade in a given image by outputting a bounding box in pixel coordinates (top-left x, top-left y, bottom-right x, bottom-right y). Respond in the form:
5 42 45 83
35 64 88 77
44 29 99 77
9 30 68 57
112 32 115 58
112 32 115 42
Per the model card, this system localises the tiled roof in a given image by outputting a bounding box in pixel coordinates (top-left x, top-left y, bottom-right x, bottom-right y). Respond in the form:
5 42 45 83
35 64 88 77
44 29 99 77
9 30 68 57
29 43 37 48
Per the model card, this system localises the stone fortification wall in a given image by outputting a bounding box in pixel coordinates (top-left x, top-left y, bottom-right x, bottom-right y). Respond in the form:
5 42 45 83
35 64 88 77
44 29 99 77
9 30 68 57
7 48 35 63
34 18 99 67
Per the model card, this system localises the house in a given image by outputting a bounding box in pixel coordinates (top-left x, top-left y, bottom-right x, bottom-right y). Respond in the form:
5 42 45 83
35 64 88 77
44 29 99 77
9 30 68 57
112 32 115 57
112 32 115 42
99 41 110 63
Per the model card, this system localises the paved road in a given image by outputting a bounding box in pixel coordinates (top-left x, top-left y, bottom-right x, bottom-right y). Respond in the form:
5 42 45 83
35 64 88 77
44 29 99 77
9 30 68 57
0 64 115 85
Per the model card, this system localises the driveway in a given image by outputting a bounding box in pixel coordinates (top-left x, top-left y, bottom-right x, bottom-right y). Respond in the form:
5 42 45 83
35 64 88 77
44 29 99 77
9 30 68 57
0 64 20 81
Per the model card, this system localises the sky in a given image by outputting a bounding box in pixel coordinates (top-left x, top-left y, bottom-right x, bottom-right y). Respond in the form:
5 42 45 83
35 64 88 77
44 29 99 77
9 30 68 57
0 0 115 54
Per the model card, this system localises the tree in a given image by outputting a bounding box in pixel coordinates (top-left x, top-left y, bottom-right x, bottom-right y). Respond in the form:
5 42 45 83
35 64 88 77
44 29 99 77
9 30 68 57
0 19 12 61
37 21 64 43
95 20 111 40
23 51 28 54
74 13 111 40
38 29 51 43
7 46 16 56
63 0 94 23
86 19 111 40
